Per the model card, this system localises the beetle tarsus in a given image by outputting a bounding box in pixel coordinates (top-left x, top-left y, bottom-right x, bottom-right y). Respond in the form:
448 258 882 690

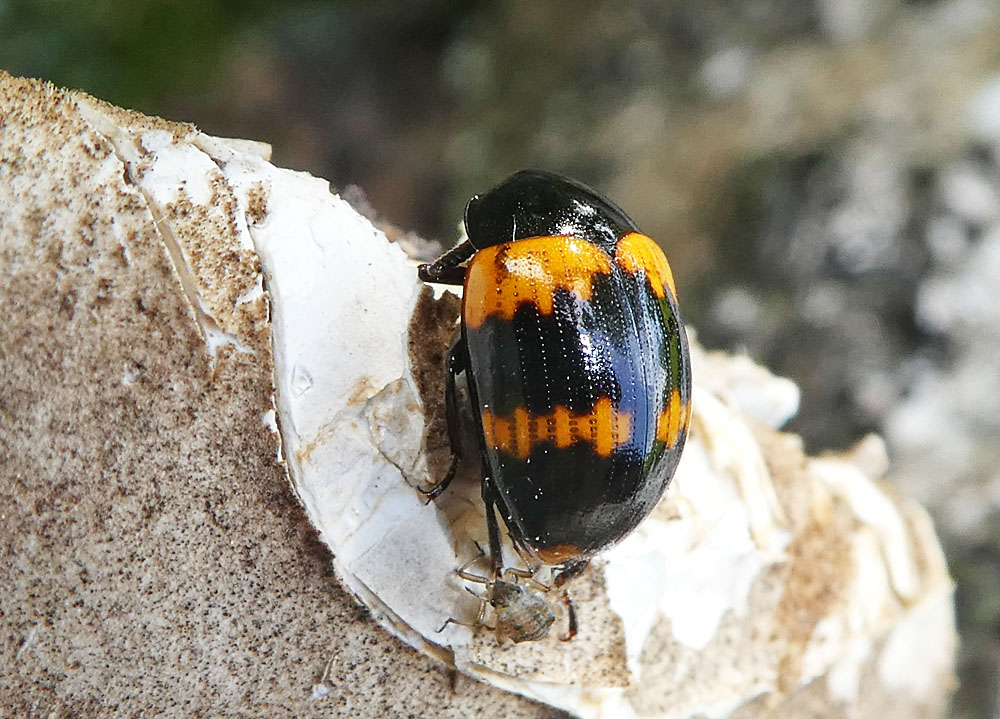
420 454 459 503
418 240 474 285
554 558 589 588
559 590 578 641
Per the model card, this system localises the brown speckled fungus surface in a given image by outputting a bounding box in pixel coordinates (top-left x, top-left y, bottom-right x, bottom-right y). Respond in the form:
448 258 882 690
0 71 558 718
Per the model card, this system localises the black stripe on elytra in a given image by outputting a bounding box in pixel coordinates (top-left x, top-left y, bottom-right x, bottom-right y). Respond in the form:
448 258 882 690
488 441 670 558
465 273 646 417
618 267 692 407
620 274 691 477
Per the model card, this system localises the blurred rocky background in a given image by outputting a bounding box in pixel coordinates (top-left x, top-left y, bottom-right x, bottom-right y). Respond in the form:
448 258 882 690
2 0 998 716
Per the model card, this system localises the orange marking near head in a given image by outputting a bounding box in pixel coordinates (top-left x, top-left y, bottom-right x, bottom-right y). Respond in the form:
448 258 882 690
480 397 631 460
464 236 613 329
614 232 677 299
656 389 690 447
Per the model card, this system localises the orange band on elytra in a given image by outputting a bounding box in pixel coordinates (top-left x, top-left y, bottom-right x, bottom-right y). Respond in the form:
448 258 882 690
614 232 677 300
656 389 690 447
463 236 613 329
481 397 631 460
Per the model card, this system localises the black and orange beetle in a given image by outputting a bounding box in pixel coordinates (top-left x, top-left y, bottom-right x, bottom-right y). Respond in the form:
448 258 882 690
419 170 692 591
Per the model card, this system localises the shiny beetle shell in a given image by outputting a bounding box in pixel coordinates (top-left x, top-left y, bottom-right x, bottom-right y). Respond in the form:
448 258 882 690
419 170 692 573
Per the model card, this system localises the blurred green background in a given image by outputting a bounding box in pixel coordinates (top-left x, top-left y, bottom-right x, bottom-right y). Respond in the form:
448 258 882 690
3 1 999 716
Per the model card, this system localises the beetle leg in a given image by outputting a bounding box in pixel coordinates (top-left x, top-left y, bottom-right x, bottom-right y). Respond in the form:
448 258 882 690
559 590 578 642
483 482 505 579
418 240 475 285
421 338 468 502
553 558 589 588
510 539 546 578
419 264 467 285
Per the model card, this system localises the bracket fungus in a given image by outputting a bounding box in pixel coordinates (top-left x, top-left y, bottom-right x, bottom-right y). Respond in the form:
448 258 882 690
0 71 955 718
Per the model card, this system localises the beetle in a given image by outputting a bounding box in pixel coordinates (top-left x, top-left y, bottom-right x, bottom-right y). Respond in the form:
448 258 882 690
419 169 692 588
